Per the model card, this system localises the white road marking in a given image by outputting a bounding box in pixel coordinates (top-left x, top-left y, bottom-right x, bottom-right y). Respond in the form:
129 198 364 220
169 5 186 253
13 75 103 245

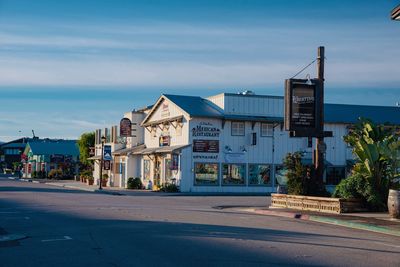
41 236 72 242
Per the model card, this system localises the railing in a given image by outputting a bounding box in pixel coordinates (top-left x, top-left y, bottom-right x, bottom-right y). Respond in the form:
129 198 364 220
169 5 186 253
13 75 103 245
271 194 363 214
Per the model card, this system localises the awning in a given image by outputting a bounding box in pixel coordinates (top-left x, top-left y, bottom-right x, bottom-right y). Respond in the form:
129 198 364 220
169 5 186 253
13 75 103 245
155 144 191 153
87 155 101 160
135 144 191 155
112 144 146 156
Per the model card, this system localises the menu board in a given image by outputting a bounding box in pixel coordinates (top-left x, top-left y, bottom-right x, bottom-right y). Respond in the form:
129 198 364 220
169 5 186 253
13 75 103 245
193 140 219 153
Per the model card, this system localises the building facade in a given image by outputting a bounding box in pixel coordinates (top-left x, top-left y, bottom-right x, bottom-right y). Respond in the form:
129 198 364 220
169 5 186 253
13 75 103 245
93 92 400 193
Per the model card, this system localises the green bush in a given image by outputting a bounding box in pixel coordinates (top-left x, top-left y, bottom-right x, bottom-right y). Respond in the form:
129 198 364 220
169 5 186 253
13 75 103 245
127 177 143 189
48 169 63 179
32 171 38 178
159 183 179 193
333 174 365 199
284 152 328 197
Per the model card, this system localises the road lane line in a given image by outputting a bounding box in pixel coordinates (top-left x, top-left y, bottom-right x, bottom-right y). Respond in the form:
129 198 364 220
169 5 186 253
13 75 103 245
41 236 72 242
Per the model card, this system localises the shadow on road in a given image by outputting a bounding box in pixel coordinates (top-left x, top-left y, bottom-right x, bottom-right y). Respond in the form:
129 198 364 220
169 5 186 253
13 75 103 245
0 186 91 194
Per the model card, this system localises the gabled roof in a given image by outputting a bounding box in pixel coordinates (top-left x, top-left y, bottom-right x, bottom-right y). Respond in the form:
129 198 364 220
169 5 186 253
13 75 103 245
26 140 79 156
142 94 223 125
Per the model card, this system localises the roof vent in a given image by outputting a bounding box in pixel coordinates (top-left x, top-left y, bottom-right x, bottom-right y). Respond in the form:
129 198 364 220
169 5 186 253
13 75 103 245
239 90 255 96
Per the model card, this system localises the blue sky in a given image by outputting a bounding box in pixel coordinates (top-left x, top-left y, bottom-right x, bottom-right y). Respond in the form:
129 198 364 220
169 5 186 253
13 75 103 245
0 0 399 141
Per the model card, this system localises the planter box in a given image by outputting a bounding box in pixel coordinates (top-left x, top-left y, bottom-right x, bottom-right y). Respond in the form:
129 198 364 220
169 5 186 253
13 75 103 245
86 179 94 186
271 194 364 214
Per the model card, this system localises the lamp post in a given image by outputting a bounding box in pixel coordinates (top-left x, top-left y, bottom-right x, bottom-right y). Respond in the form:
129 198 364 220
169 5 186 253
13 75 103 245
99 136 106 190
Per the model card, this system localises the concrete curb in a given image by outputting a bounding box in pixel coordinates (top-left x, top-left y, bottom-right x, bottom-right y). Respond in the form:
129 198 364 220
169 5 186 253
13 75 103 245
308 215 400 237
251 208 400 237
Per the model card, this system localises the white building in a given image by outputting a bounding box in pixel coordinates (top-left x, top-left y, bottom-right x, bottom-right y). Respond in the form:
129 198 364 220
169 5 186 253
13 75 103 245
94 92 400 193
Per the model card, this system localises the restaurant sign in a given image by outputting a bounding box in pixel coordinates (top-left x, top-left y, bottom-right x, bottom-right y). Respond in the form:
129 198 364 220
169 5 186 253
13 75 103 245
120 118 132 137
193 140 219 153
284 78 322 136
192 122 220 138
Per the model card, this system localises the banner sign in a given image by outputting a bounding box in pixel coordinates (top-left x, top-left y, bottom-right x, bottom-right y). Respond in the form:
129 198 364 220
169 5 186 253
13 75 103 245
120 118 132 137
193 140 219 153
103 160 111 170
285 78 322 136
224 152 246 163
103 145 112 160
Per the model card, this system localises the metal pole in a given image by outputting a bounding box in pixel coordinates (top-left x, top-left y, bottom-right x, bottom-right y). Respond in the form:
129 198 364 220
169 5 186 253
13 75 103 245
315 46 325 183
99 140 104 190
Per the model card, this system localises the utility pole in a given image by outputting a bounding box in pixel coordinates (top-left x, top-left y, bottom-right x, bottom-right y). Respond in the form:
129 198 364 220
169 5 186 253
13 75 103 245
315 46 325 183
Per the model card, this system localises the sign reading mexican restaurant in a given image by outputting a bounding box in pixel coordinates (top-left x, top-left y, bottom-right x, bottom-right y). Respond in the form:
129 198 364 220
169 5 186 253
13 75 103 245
192 122 220 137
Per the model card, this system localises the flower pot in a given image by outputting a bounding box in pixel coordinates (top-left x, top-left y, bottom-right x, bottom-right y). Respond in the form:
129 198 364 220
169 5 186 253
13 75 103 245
87 179 94 186
388 189 400 219
101 180 107 187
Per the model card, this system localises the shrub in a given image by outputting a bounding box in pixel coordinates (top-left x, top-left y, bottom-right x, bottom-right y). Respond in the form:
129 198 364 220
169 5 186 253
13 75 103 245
48 169 63 179
284 152 328 197
159 183 179 193
32 171 38 178
333 174 365 199
102 173 109 180
127 177 143 189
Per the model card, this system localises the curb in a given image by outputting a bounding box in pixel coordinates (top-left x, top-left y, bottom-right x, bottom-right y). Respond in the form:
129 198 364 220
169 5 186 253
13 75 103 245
308 215 400 237
252 208 400 237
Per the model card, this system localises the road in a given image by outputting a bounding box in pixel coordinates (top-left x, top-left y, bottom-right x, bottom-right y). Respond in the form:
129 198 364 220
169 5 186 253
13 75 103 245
1 177 399 267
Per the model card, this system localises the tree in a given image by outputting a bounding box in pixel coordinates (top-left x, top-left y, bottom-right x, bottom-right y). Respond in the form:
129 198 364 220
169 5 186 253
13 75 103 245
77 132 95 167
334 118 400 210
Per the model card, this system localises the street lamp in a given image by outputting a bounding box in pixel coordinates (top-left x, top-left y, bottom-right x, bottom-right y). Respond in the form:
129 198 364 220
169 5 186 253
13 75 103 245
99 135 106 190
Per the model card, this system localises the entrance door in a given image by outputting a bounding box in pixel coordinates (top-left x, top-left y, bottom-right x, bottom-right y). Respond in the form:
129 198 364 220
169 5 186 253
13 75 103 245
154 157 162 187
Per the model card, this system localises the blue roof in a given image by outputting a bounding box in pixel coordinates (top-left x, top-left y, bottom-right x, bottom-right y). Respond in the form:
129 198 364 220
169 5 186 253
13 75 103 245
325 104 400 125
159 94 400 125
27 140 79 156
164 94 223 118
1 143 27 149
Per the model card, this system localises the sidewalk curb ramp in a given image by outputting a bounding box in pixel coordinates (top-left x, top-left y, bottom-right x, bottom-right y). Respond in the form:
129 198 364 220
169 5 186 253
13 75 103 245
252 209 400 237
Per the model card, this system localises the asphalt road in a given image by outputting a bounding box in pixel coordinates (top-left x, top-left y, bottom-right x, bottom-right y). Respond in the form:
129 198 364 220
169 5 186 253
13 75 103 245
1 177 399 267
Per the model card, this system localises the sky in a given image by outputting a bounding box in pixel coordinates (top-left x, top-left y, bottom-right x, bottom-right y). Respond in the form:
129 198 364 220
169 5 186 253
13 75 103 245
0 0 399 142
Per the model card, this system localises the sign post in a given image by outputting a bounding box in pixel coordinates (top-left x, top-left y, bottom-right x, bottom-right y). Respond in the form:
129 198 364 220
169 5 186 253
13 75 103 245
284 46 331 185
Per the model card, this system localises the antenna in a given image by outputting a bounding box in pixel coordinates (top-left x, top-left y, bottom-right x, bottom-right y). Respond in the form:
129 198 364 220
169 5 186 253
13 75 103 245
32 130 36 138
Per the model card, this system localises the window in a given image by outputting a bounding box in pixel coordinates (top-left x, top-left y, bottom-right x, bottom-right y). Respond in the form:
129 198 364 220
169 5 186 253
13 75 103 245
194 163 219 185
249 164 271 186
260 123 273 137
143 160 150 180
165 159 173 183
231 122 245 136
222 164 246 185
275 165 288 185
326 166 346 185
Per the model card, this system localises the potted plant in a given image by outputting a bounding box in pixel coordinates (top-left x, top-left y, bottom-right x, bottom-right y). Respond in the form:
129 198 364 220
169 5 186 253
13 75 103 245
86 176 94 186
101 174 108 187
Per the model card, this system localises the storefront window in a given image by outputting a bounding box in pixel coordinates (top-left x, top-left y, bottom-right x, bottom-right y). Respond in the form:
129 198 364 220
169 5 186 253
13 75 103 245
165 159 173 183
326 166 346 185
222 164 246 185
249 164 271 185
194 163 219 185
143 160 150 180
275 165 288 185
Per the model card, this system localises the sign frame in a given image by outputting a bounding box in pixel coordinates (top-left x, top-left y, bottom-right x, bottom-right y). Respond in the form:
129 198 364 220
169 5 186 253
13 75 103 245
120 118 132 137
284 78 322 137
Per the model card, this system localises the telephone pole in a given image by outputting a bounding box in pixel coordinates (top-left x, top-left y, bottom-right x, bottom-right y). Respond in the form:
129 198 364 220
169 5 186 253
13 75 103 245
315 46 325 182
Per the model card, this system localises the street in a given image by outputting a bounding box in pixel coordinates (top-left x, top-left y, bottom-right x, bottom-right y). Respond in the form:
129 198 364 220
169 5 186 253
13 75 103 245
1 177 400 267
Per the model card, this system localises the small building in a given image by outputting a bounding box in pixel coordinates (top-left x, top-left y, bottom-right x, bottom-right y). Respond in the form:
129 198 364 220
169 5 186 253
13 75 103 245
22 139 79 178
0 137 32 173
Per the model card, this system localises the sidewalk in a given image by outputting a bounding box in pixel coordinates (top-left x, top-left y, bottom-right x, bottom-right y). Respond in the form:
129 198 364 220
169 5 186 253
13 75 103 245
238 207 400 237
